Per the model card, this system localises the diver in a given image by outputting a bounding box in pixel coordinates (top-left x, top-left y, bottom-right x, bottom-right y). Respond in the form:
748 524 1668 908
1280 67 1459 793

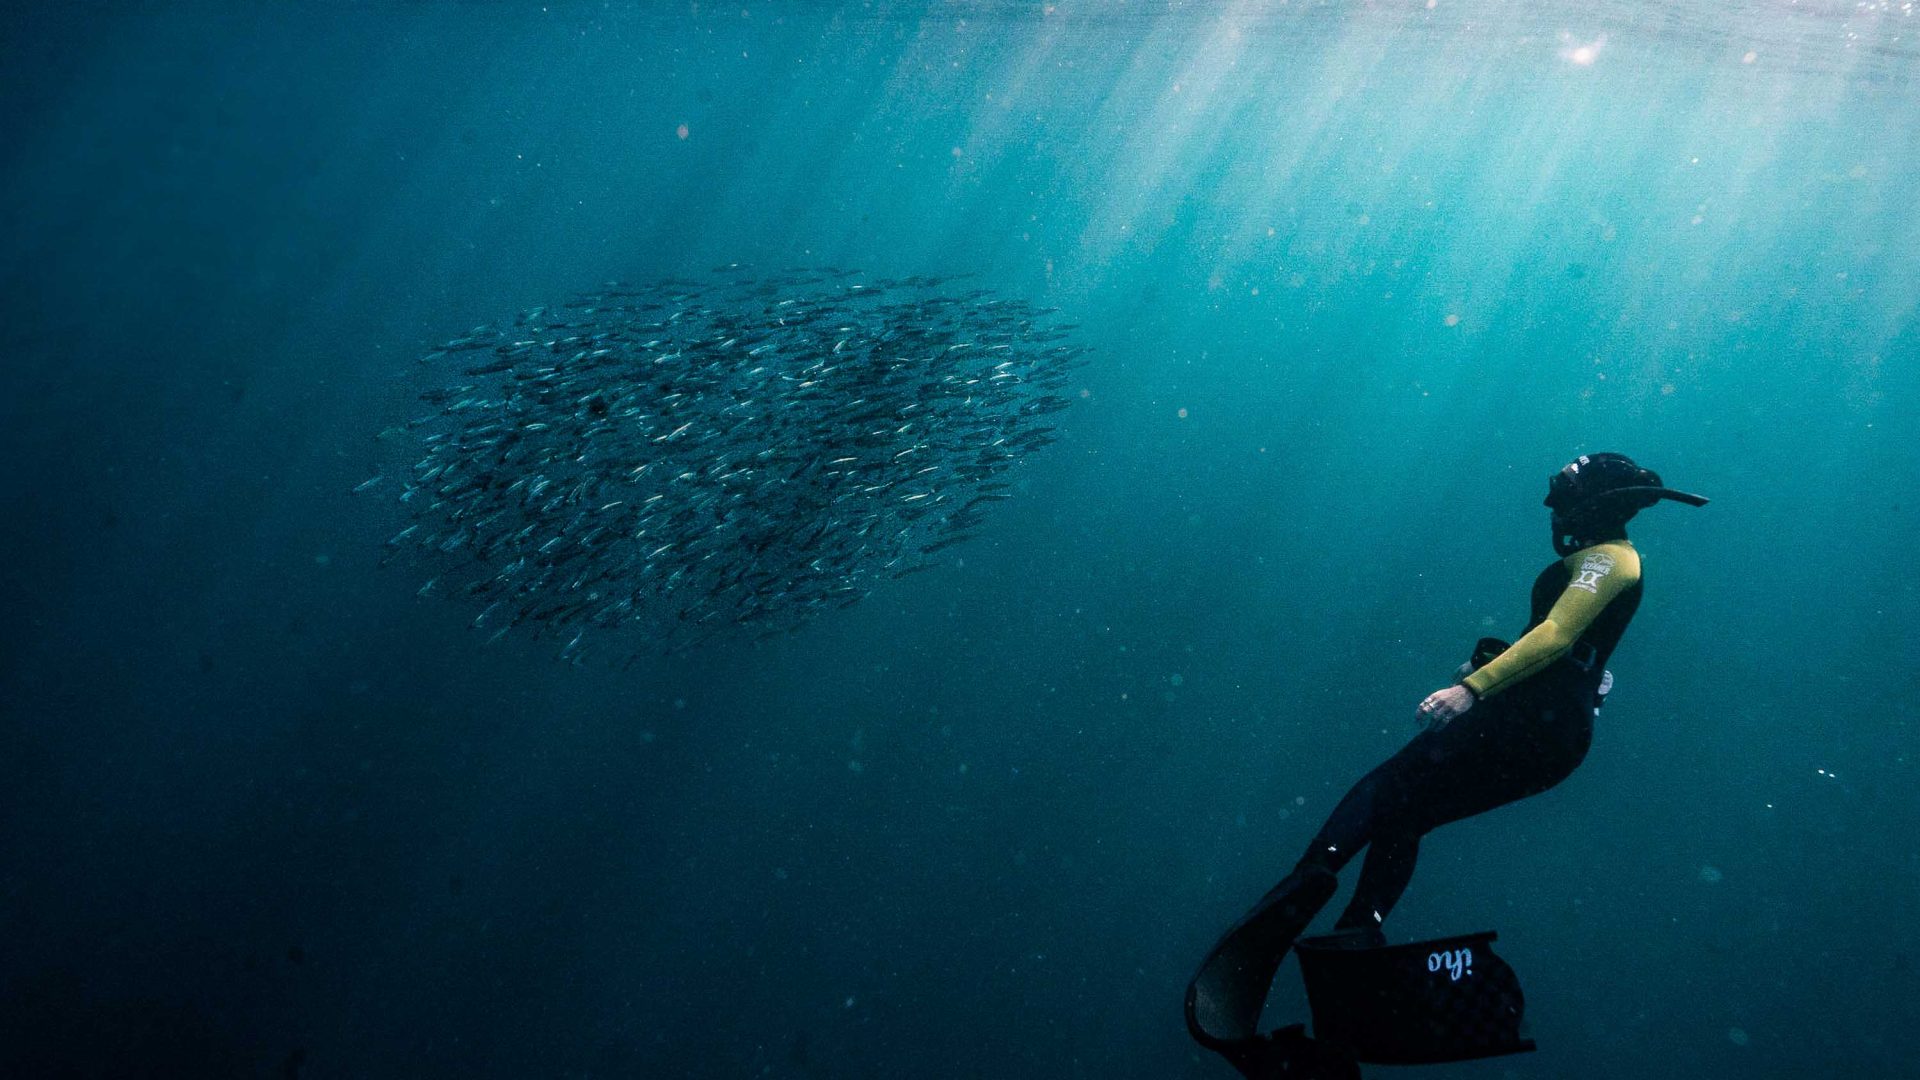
1187 452 1707 1077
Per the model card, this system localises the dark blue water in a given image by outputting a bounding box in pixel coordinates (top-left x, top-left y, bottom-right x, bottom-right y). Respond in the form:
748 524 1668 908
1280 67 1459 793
4 2 1916 1076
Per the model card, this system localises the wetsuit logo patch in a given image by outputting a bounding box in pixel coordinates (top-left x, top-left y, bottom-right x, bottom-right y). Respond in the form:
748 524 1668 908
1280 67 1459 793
1570 551 1615 594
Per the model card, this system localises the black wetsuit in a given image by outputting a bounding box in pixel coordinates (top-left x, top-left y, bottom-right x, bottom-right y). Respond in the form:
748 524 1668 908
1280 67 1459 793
1298 543 1643 931
1184 541 1649 1060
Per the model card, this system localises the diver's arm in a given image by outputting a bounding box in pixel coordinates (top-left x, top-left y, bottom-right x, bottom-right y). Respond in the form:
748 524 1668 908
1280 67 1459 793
1462 543 1641 700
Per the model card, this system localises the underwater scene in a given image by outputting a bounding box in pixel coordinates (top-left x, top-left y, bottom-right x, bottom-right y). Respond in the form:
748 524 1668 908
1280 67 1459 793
2 1 1916 1077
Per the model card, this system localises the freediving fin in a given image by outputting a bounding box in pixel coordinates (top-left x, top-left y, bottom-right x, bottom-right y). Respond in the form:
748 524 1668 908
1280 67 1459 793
1218 1024 1361 1080
1295 929 1535 1065
1187 866 1339 1048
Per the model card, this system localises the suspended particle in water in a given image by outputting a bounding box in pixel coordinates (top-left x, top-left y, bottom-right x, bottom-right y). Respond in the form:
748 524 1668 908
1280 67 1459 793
1559 34 1607 66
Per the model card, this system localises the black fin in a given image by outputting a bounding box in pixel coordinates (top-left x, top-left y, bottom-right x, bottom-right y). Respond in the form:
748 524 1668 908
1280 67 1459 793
1187 866 1339 1047
1295 930 1536 1065
1220 1024 1361 1080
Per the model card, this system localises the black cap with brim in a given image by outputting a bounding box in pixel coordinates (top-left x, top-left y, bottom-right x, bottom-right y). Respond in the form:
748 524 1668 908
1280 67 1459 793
1600 485 1710 508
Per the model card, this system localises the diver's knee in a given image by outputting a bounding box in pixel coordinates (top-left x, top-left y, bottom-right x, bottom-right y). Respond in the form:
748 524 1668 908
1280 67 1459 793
1294 847 1342 876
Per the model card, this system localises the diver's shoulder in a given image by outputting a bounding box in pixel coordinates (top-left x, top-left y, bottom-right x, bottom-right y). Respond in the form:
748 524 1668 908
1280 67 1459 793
1567 540 1641 578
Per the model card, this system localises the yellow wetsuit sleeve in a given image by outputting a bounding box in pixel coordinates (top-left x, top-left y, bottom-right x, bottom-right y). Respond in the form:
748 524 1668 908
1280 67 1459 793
1463 542 1641 699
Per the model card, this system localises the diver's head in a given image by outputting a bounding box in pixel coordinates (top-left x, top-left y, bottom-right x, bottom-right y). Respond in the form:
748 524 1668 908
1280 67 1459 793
1545 452 1708 556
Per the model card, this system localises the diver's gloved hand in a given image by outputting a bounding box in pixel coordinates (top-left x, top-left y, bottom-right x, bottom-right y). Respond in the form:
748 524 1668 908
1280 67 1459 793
1416 685 1476 730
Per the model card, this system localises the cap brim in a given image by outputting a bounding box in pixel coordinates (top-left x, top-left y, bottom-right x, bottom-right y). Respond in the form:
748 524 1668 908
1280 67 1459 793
1607 485 1709 508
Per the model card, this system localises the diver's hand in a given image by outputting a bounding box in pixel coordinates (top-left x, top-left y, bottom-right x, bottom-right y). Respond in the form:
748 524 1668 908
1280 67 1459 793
1416 685 1476 730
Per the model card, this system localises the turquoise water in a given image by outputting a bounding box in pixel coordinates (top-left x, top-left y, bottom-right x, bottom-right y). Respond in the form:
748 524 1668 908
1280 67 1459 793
2 2 1915 1076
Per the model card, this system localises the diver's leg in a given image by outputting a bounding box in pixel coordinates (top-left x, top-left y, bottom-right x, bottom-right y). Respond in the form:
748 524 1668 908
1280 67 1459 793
1190 726 1448 1048
1188 735 1438 1050
1334 832 1419 932
1294 730 1437 875
1190 704 1588 1052
1302 702 1590 933
1326 703 1595 938
1390 702 1594 837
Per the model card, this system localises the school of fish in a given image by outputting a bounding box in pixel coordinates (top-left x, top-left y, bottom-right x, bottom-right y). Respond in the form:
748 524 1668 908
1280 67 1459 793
366 267 1086 660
